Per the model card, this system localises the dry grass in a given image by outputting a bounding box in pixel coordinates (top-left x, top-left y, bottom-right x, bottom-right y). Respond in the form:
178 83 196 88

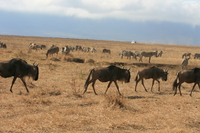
0 35 200 132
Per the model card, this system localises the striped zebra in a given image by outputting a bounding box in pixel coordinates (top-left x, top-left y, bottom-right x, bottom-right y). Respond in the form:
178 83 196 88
182 53 191 58
119 50 136 60
194 53 200 59
139 51 158 63
181 58 190 70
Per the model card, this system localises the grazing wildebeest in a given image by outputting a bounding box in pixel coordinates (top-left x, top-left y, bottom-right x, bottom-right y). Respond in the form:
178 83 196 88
0 42 7 48
83 65 131 95
102 49 111 54
62 46 70 55
182 53 191 58
135 66 168 92
194 53 200 59
181 58 190 70
46 47 59 58
0 58 39 93
119 50 136 60
173 68 200 96
139 51 158 63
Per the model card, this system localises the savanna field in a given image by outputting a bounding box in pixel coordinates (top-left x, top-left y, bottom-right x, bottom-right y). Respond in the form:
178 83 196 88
1 35 200 133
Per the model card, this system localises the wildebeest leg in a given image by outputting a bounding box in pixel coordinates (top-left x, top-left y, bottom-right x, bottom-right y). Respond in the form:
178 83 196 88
135 79 140 92
20 78 29 93
178 83 182 96
83 80 92 94
104 81 112 94
141 79 148 92
156 80 160 91
190 83 197 97
114 81 121 95
150 79 155 92
91 81 98 95
10 76 17 93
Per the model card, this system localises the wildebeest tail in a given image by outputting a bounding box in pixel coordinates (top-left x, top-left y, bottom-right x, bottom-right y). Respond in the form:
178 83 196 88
84 69 94 88
172 73 179 90
135 71 139 81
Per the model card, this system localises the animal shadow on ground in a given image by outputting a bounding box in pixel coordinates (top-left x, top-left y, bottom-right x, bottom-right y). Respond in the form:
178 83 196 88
127 96 145 99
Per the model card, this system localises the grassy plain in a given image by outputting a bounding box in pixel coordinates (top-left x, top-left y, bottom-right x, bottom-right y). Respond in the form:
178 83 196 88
0 35 200 132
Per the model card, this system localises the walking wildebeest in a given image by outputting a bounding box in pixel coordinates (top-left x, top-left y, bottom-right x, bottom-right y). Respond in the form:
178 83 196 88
46 47 59 58
135 66 168 92
0 58 39 93
173 68 200 96
83 65 131 95
102 49 111 54
139 51 158 63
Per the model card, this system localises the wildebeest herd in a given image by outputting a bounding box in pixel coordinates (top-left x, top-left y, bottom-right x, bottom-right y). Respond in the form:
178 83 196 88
1 42 200 97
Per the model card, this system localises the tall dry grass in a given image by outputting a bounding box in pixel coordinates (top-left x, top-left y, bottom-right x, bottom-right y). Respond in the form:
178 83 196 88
0 35 200 132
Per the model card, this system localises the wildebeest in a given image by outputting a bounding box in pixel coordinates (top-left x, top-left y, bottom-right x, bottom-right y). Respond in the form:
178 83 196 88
119 50 136 60
83 65 131 95
46 47 59 58
181 58 190 70
135 66 168 92
182 53 191 58
102 49 111 54
0 58 39 93
139 51 158 63
173 68 200 96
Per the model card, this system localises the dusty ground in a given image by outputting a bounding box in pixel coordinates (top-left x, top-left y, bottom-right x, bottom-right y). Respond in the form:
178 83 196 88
0 35 200 132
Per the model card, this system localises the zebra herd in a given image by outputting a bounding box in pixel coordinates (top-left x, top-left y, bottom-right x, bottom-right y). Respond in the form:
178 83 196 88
28 42 166 63
119 50 163 63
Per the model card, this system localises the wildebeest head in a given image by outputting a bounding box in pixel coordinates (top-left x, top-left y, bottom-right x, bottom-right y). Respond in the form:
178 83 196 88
119 68 131 83
161 69 168 81
30 63 39 81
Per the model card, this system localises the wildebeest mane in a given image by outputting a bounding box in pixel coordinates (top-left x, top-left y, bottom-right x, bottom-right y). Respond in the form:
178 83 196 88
8 58 30 77
107 65 116 70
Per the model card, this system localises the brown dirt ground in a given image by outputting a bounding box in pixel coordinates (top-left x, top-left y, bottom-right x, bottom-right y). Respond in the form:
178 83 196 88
0 35 200 133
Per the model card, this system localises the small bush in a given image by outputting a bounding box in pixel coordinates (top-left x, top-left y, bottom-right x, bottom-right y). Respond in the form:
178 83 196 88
105 95 126 109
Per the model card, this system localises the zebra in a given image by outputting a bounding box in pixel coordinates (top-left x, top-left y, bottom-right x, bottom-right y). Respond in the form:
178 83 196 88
119 50 136 60
157 51 163 57
90 47 96 53
62 46 70 55
194 53 200 59
182 53 191 58
181 58 190 70
0 42 7 48
139 51 158 63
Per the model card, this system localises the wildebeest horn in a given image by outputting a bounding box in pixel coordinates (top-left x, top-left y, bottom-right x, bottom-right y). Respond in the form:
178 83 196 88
33 62 39 66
